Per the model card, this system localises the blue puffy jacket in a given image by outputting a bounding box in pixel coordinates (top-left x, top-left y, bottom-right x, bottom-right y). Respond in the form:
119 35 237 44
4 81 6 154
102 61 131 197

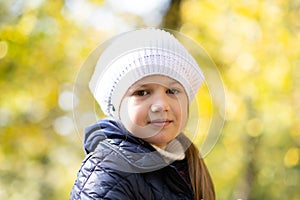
70 118 194 199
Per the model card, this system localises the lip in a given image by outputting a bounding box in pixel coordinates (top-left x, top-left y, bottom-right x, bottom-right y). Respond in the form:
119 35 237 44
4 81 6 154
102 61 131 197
148 119 173 127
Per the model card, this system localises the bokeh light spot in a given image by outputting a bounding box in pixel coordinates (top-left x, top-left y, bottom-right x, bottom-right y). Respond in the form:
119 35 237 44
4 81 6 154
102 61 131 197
284 148 299 167
0 41 8 59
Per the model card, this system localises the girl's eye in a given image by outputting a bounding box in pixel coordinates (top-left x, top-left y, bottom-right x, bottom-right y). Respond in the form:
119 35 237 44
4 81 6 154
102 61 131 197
167 88 180 95
134 90 149 96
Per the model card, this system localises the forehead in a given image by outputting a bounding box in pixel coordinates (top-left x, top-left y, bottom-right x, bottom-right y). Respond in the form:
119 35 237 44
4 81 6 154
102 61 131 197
132 75 183 88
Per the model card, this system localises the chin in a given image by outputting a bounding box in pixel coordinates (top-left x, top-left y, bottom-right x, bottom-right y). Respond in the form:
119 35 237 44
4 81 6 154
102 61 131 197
145 133 177 146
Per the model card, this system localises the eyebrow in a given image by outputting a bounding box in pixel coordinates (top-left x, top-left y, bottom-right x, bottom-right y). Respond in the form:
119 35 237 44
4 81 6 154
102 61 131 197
134 81 180 88
127 81 182 95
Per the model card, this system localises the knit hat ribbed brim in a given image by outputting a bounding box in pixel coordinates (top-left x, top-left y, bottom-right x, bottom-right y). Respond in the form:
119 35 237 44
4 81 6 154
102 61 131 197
89 29 204 117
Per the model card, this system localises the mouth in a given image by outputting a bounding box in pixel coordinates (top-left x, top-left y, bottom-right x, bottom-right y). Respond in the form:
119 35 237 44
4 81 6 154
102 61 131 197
148 119 173 127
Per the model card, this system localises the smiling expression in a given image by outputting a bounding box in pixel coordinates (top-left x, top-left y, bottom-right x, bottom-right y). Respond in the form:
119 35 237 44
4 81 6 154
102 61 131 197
119 75 189 148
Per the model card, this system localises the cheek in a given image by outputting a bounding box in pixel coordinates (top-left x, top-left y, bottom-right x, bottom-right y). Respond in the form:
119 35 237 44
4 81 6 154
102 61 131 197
174 99 189 128
119 98 147 128
120 98 159 138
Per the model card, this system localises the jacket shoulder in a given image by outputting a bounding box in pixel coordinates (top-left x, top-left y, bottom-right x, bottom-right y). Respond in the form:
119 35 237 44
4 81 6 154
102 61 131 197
70 146 143 200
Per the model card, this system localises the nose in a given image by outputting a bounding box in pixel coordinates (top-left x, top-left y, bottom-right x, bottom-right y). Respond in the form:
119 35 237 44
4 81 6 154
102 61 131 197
150 92 170 112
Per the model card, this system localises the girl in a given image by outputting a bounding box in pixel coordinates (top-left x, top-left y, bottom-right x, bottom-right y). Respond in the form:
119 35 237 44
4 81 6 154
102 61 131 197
70 28 215 200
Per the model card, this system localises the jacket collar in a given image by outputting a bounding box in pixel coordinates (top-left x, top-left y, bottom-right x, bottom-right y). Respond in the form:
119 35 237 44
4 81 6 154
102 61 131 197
84 118 191 173
84 118 172 172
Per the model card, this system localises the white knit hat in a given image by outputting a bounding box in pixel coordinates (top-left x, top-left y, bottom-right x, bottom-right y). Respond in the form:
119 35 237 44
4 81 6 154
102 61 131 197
89 29 204 117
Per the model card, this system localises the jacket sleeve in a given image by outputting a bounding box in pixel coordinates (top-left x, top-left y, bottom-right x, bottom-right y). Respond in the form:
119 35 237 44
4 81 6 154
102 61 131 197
70 152 137 200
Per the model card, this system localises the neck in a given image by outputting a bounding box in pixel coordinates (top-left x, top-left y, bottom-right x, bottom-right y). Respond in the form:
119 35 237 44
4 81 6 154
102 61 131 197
151 139 185 162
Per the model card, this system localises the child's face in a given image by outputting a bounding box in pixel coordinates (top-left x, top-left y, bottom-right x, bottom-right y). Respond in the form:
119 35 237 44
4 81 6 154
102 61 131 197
119 75 188 148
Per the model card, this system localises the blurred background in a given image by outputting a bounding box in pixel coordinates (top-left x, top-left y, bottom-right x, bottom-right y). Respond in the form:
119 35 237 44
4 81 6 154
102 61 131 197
0 0 299 199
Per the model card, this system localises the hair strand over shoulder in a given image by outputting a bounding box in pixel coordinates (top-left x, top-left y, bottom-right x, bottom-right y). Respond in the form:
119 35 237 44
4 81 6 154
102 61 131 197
186 142 216 200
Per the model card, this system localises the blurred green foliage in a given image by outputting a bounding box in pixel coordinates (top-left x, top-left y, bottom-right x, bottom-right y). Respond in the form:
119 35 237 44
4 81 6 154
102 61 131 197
0 0 299 199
